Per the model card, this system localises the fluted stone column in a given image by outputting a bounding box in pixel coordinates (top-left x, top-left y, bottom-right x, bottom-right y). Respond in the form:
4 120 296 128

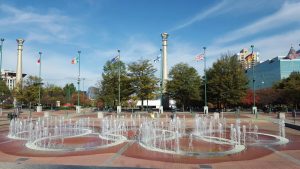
16 39 24 87
161 33 168 93
14 39 24 108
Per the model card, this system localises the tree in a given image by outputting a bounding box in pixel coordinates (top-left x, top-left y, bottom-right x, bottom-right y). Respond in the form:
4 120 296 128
98 60 133 109
127 59 158 110
42 84 65 108
273 72 300 108
0 79 11 107
71 92 90 107
14 76 41 106
206 54 248 109
63 83 76 103
167 63 201 111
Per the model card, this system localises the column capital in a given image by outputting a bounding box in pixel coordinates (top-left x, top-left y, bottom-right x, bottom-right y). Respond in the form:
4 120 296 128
16 39 25 46
161 32 169 40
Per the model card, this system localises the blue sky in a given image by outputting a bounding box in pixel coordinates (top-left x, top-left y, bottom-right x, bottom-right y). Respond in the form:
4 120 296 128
1 0 300 89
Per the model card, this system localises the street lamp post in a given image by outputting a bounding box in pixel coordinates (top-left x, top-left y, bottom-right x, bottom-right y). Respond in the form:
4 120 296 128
0 38 4 80
36 52 43 112
160 49 163 113
117 49 121 113
251 45 257 119
203 47 208 114
38 52 42 106
77 51 81 113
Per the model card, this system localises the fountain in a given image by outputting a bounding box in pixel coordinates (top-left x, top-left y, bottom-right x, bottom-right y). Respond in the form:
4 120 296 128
7 112 289 158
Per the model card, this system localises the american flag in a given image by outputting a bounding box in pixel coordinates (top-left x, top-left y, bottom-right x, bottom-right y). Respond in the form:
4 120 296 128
195 54 204 61
154 54 161 63
111 55 120 63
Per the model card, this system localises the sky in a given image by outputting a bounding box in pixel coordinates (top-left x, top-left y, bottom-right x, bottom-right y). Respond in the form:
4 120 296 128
1 0 300 90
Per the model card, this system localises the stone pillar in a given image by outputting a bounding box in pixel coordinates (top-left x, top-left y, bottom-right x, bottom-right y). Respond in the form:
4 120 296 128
16 39 24 87
161 33 168 93
76 105 81 114
36 106 42 112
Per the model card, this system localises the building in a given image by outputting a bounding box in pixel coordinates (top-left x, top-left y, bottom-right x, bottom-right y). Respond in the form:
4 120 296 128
87 86 98 100
1 70 26 90
237 48 259 69
246 46 300 90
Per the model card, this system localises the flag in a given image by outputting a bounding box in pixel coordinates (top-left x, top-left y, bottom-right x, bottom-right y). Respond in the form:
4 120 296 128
111 55 119 63
154 54 161 63
71 57 79 64
37 58 40 64
195 54 204 61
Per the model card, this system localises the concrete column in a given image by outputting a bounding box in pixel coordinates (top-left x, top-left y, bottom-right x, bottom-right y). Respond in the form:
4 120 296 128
16 39 24 87
161 33 168 93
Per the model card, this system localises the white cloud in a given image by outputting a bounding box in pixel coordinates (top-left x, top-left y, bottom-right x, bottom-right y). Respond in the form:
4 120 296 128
0 4 83 43
169 0 275 32
170 1 227 32
215 1 300 44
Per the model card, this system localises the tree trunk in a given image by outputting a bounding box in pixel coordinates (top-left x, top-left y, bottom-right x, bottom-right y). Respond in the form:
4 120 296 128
147 98 149 111
141 99 144 111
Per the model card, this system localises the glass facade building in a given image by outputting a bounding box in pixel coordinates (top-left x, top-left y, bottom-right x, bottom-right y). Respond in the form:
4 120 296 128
246 56 300 89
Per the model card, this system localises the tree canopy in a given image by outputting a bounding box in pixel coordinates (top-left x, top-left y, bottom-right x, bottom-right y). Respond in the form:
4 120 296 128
167 63 201 111
206 54 248 109
127 59 158 109
273 71 300 108
98 60 133 108
0 79 11 106
14 76 41 106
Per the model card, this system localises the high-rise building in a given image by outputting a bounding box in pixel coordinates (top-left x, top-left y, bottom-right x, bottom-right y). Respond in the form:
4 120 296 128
245 46 300 89
87 86 98 100
1 70 26 90
237 48 259 69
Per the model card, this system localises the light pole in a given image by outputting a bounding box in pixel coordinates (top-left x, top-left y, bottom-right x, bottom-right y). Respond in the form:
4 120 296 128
82 78 85 107
251 45 257 119
160 48 163 110
0 38 4 80
203 47 208 114
38 52 42 106
117 49 121 113
77 51 81 109
154 49 163 113
118 50 120 106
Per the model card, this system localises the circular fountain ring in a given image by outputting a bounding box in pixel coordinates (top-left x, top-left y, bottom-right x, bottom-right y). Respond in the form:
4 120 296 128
8 131 30 140
25 128 93 151
182 134 246 157
25 129 128 152
246 132 289 146
139 130 246 157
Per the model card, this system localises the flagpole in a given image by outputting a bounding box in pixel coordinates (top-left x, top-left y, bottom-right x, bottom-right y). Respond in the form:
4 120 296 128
0 38 4 80
77 51 81 108
160 49 163 108
38 51 42 106
118 49 121 107
203 47 207 113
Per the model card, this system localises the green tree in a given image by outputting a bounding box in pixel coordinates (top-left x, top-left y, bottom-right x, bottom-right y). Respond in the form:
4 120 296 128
206 54 248 109
42 84 65 108
167 63 201 111
71 92 90 107
63 83 76 103
273 72 300 108
0 79 11 107
14 76 41 106
99 60 133 109
128 59 158 110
